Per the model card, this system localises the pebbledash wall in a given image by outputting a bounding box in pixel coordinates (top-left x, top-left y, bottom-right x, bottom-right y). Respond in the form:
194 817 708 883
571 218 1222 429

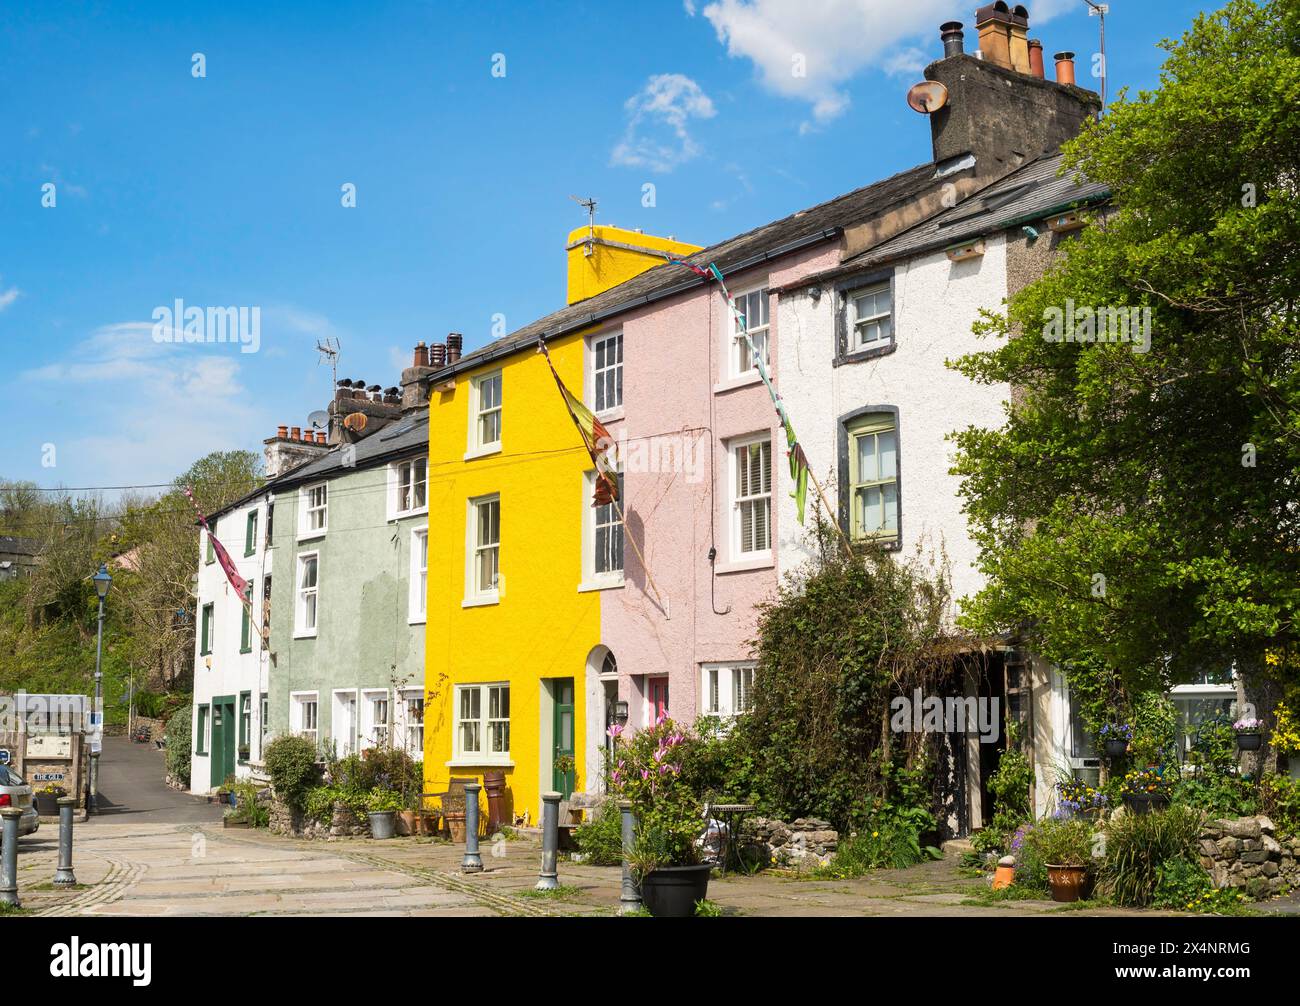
590 241 839 786
191 493 272 794
774 235 1010 607
267 441 428 764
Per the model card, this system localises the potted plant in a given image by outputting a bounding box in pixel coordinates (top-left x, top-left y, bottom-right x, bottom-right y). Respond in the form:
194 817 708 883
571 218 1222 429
614 716 711 918
1120 767 1174 815
366 788 403 840
396 793 418 836
1099 722 1132 759
1234 717 1263 751
1029 817 1095 903
1055 777 1107 820
34 784 67 817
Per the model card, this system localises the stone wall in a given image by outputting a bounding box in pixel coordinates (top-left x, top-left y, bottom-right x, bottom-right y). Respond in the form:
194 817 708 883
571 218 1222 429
269 798 369 840
1198 816 1299 898
744 817 839 869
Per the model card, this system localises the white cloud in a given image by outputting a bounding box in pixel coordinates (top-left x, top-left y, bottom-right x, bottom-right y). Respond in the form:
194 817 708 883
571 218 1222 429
0 283 19 312
19 321 273 487
694 0 1071 129
610 73 717 173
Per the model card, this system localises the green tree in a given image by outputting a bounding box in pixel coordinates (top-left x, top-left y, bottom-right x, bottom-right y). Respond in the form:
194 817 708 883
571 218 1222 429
950 0 1300 769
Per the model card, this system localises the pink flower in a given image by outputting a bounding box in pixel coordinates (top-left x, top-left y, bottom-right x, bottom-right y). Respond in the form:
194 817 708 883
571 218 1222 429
656 709 668 726
606 723 624 740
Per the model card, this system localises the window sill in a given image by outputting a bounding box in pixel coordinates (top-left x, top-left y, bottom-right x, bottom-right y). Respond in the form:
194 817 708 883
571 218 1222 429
835 341 897 367
714 555 774 575
243 551 256 558
293 629 318 640
713 372 764 395
462 594 499 609
408 613 427 625
464 444 501 462
446 757 514 769
389 507 429 522
239 648 252 655
297 531 326 544
578 576 625 593
595 405 625 424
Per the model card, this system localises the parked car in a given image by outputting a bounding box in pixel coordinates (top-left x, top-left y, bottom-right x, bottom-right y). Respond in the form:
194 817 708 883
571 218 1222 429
0 764 40 837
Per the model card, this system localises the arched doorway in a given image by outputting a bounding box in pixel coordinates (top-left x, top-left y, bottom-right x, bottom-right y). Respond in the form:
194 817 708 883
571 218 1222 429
585 646 621 792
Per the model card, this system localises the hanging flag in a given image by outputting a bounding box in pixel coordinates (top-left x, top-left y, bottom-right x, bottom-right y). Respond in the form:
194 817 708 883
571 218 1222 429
670 256 814 525
538 339 620 506
184 487 250 599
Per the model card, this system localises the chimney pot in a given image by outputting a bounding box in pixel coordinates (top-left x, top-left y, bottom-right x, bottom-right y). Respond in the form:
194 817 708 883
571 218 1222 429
940 21 964 58
446 333 463 364
1054 51 1076 86
277 424 288 439
413 341 430 368
315 430 326 444
290 426 301 441
430 343 447 368
1028 39 1045 79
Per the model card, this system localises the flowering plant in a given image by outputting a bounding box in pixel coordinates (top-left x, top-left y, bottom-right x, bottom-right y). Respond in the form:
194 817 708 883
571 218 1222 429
1233 717 1262 734
612 714 704 876
1120 766 1175 798
1271 703 1300 755
1098 722 1133 742
1054 777 1108 818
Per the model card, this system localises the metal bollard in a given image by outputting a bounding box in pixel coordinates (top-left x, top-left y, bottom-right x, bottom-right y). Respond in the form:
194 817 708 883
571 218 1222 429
535 791 560 891
0 807 21 908
618 799 641 913
89 751 100 814
460 782 483 873
54 797 77 887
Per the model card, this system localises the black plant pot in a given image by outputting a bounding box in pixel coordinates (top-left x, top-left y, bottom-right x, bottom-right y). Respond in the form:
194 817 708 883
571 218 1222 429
1123 793 1170 816
34 793 62 816
1236 732 1262 752
639 864 712 917
1104 739 1128 759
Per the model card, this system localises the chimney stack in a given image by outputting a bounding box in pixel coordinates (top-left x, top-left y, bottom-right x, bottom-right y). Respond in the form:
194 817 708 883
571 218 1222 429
413 341 430 368
940 21 964 59
1028 39 1045 79
1054 51 1076 86
447 333 463 364
974 3 1031 74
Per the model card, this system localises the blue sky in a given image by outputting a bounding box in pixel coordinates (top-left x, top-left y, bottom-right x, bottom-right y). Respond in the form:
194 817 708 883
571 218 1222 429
0 0 1211 491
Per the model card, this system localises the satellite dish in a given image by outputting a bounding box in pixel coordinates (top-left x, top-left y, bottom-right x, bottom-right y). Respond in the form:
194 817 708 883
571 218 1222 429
343 412 368 433
906 80 949 114
307 410 330 430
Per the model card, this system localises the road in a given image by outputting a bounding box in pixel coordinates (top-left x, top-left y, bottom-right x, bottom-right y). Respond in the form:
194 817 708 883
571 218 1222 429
94 734 221 823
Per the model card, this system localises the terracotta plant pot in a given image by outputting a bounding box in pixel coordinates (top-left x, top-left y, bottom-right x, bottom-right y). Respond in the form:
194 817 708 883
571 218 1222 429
1046 864 1089 903
446 811 467 843
396 810 416 836
1237 732 1262 752
416 812 435 836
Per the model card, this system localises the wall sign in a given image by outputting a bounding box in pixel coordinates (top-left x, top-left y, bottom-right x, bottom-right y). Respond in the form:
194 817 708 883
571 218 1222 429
33 772 65 783
0 748 10 766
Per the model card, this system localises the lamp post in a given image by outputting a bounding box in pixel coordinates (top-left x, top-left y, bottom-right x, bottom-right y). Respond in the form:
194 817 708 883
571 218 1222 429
88 563 112 813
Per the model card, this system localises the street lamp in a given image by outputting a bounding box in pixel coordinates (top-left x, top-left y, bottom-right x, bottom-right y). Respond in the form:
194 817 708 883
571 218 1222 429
89 563 112 813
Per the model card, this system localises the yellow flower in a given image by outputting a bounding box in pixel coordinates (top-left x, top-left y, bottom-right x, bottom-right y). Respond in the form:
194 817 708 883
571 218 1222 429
872 831 879 838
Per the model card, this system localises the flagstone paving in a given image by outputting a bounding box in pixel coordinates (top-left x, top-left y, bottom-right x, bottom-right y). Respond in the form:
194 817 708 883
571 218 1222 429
7 739 1290 918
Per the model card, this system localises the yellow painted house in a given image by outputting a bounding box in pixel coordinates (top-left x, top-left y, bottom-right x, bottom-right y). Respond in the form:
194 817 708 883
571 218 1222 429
423 225 700 824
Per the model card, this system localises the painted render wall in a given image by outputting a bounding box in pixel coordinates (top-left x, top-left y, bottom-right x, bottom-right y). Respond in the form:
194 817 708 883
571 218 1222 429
774 235 1012 617
191 494 271 794
268 462 427 759
591 243 841 781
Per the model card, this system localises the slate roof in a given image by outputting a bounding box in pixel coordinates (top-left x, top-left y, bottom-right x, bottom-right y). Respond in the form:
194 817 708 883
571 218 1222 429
834 152 1110 275
207 409 429 521
432 160 941 381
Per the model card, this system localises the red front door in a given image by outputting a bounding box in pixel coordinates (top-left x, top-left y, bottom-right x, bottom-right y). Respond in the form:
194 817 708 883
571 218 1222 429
648 677 669 724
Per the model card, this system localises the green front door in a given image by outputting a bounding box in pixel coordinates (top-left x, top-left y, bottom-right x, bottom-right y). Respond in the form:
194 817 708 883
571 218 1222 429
552 678 575 798
210 695 237 789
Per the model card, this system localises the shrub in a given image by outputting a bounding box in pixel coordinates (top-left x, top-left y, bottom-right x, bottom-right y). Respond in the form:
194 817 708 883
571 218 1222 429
1024 816 1095 867
1100 804 1203 907
227 780 269 828
1152 857 1249 914
164 705 192 786
1260 774 1300 838
614 717 704 875
1009 824 1049 892
328 748 422 806
573 799 624 866
264 734 321 811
